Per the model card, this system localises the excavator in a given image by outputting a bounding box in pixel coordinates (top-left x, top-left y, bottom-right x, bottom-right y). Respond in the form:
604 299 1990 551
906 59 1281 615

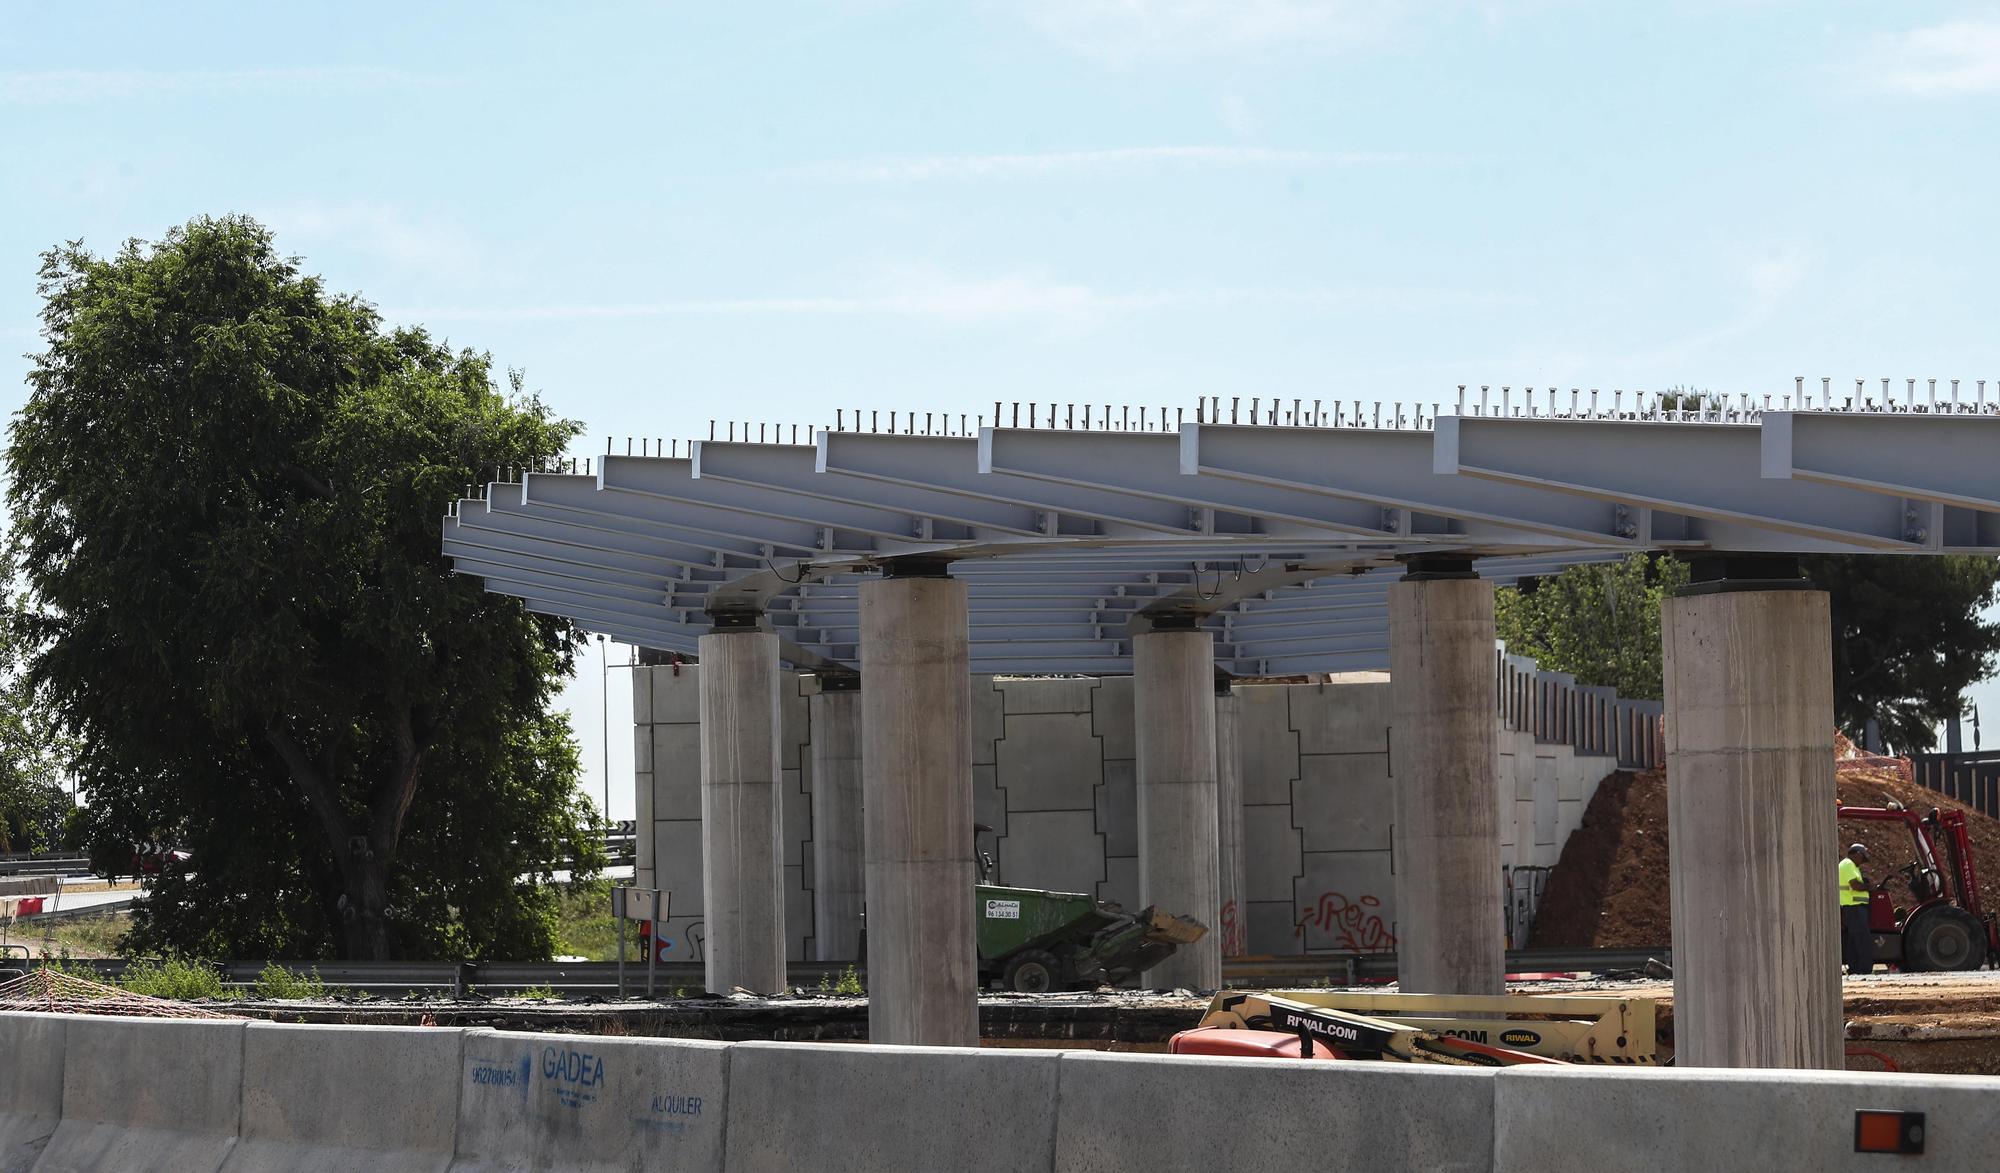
1841 800 1998 971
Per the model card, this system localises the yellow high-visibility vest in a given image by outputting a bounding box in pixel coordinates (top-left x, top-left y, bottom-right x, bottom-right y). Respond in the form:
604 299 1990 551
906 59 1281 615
1839 857 1868 906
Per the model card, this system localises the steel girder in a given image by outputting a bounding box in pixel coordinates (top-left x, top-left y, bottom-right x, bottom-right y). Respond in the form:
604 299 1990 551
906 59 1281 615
441 410 2000 675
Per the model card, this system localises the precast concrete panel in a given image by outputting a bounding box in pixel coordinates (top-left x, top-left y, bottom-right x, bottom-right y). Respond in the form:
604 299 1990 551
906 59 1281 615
996 712 1103 811
225 1023 460 1172
1492 1066 2000 1172
999 810 1108 896
452 1031 728 1173
1290 681 1391 754
0 1013 63 1173
723 1043 1062 1173
1293 752 1393 852
38 1016 246 1173
1054 1052 1495 1173
1295 850 1399 953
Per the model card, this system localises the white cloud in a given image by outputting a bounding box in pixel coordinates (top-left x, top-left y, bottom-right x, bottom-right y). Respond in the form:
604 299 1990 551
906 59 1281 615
389 272 1527 327
259 204 478 274
1013 0 1393 62
1868 20 2000 96
800 144 1342 181
0 66 418 104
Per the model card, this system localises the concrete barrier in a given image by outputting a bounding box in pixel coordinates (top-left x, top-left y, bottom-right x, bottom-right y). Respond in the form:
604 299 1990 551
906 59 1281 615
1054 1051 1495 1173
450 1029 728 1173
0 1013 64 1173
723 1042 1064 1173
221 1022 462 1172
34 1015 245 1173
1493 1065 2000 1172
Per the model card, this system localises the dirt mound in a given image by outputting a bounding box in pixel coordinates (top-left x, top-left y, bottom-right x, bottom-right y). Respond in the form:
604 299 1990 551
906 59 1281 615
1534 759 2000 949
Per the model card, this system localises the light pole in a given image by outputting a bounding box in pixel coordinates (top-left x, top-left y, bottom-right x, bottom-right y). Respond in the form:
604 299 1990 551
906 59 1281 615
598 634 609 831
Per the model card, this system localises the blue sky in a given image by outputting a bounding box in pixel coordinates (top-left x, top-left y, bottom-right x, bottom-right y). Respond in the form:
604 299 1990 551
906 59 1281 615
6 2 2000 815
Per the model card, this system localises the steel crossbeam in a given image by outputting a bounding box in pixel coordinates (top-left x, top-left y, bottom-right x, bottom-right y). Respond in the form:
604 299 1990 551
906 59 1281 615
443 408 2000 675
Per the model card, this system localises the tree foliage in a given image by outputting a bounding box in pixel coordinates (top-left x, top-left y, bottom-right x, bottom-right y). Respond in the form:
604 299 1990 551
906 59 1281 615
1496 552 2000 752
1801 554 2000 753
1494 554 1687 701
0 596 74 853
9 215 601 959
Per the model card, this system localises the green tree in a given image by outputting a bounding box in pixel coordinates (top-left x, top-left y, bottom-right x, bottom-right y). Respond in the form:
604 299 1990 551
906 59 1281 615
1495 554 1687 700
9 215 601 959
1497 553 2000 753
0 594 75 853
1801 555 2000 753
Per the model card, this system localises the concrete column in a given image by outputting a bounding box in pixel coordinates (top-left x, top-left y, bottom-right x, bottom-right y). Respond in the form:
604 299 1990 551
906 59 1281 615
860 567 976 1046
696 625 787 996
809 683 865 961
1134 626 1221 989
1214 687 1248 958
1664 579 1839 1069
1390 566 1504 995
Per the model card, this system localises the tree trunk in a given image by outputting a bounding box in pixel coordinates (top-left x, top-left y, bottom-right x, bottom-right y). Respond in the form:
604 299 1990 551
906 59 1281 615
264 721 425 960
335 844 394 960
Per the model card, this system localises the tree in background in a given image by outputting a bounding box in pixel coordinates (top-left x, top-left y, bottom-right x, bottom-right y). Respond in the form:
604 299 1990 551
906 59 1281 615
0 594 74 853
1802 554 2000 753
9 216 602 959
1494 554 1687 701
1497 553 2000 752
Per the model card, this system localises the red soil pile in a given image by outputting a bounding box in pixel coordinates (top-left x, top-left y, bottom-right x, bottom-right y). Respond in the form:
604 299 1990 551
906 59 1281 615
1534 757 2000 949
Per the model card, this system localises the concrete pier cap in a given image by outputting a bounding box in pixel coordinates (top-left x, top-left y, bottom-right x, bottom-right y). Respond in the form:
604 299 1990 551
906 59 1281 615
860 556 978 1046
1389 553 1505 996
1663 552 1841 1069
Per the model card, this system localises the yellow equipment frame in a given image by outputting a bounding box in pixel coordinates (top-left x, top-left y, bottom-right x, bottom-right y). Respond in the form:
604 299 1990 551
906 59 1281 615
1199 989 1661 1064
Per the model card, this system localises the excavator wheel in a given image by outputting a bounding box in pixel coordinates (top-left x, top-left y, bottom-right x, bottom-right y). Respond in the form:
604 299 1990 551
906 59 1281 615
1003 949 1062 993
1902 906 1988 972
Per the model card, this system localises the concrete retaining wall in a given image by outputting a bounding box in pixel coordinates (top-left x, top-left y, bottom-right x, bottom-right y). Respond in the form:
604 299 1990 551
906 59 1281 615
633 670 1616 963
451 1028 728 1172
725 1042 1061 1173
0 1014 64 1173
1493 1065 2000 1171
34 1016 245 1173
1055 1051 1494 1173
225 1023 461 1171
4 1017 2000 1171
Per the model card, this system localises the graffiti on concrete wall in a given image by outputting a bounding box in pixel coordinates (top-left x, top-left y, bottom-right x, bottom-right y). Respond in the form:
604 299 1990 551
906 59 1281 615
1218 900 1245 957
1294 891 1396 952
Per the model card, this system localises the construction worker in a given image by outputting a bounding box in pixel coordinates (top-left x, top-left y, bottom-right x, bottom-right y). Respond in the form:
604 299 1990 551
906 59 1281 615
1839 843 1872 975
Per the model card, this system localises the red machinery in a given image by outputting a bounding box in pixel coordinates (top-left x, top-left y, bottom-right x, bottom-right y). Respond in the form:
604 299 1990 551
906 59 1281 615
1840 803 1998 971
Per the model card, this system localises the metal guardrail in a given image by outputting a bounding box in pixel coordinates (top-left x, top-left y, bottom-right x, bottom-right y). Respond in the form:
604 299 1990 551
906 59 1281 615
0 947 1672 995
0 856 92 877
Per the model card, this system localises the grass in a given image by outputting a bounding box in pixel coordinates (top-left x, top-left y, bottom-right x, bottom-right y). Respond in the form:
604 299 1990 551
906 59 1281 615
516 982 560 1001
253 961 327 1001
817 965 864 996
553 878 644 961
2 910 131 959
117 956 234 1001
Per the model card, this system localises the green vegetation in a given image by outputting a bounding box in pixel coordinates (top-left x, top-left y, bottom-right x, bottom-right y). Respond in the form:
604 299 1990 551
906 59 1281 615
117 956 232 1001
11 910 129 958
253 961 328 1001
818 965 864 996
1496 551 2000 751
553 878 644 961
10 215 603 961
516 982 560 1001
0 596 74 854
1495 553 1686 701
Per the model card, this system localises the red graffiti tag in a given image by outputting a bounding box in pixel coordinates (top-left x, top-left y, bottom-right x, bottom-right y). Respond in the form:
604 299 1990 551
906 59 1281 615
1294 891 1396 952
1217 900 1245 957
